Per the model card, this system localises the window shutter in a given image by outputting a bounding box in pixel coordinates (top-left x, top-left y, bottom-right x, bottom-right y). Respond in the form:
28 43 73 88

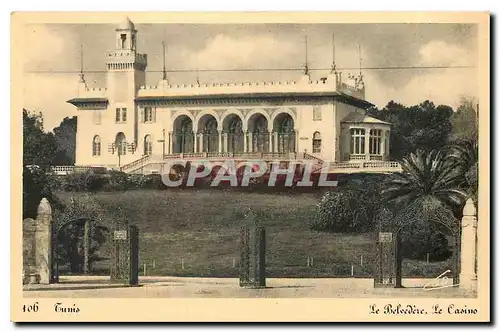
153 107 157 123
140 108 145 123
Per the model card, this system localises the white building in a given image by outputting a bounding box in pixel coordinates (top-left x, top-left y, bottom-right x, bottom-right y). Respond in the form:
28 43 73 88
68 18 399 175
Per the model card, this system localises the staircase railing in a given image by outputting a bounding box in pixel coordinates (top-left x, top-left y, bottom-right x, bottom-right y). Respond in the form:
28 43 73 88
120 155 151 173
302 152 325 173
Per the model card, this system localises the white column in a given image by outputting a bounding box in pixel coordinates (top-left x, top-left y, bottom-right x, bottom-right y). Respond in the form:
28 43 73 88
194 133 198 153
248 133 253 152
218 131 223 153
460 198 478 291
380 131 385 159
268 132 272 153
223 133 228 152
273 132 278 153
198 133 203 153
386 131 391 158
243 132 248 153
364 129 370 161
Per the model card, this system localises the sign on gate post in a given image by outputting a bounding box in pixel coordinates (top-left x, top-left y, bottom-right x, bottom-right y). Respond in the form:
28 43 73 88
374 231 396 288
373 209 396 288
110 225 139 286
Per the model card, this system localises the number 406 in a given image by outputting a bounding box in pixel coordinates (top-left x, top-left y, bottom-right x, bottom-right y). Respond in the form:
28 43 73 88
22 302 39 313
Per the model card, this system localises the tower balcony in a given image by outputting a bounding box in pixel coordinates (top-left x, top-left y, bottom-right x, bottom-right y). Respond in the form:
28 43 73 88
106 52 147 70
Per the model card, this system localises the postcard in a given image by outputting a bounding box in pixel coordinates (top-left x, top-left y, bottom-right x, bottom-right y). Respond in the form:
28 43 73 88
11 11 490 322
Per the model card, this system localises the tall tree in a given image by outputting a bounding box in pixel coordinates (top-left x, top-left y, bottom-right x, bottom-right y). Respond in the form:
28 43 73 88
22 109 61 218
449 97 478 142
446 138 478 208
367 100 454 160
23 109 58 168
53 116 77 165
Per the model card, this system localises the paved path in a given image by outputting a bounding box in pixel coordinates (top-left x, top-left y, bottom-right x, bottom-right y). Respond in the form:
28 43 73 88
23 276 476 298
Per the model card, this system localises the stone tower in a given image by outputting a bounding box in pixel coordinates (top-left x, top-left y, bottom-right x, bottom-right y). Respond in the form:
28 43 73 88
106 17 148 147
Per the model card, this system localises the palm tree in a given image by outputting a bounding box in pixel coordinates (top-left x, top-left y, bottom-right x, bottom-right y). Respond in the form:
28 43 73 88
382 149 467 210
382 149 466 286
446 138 478 206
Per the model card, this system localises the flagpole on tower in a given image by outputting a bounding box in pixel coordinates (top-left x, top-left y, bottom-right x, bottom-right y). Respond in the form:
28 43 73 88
358 44 362 76
162 41 167 81
304 35 309 75
79 44 86 83
331 34 336 73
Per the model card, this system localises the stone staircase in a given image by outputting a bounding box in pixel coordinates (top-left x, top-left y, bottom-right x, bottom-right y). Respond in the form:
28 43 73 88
120 155 152 174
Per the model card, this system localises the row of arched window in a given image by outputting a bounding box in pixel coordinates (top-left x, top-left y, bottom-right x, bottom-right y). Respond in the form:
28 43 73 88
92 134 153 156
91 132 323 157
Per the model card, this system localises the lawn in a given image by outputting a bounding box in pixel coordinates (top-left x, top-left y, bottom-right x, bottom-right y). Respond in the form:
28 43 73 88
56 189 452 278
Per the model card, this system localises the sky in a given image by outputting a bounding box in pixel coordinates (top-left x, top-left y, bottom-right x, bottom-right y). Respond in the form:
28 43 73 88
22 21 478 131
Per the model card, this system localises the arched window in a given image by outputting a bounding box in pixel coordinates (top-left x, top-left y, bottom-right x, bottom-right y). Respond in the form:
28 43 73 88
274 113 295 153
226 115 243 153
201 116 218 153
350 128 365 155
312 132 321 153
144 135 152 155
173 116 194 153
115 132 127 155
92 135 101 156
369 129 382 155
120 34 127 49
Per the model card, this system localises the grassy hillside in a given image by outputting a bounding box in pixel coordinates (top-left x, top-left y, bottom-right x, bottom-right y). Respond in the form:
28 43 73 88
56 189 452 277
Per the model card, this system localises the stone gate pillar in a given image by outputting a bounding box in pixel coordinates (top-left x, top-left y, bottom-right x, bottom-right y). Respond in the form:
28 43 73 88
110 224 139 286
239 209 266 288
374 230 396 288
373 209 395 288
31 198 53 284
460 198 478 291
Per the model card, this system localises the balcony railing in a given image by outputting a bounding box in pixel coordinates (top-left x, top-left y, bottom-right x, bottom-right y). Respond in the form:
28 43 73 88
329 161 401 173
163 152 295 160
349 154 366 160
349 154 385 161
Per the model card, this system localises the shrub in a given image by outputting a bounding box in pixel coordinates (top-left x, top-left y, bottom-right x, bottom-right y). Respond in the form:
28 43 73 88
61 171 108 192
399 221 452 261
127 174 149 189
144 174 167 189
311 175 385 233
103 170 129 191
311 189 360 232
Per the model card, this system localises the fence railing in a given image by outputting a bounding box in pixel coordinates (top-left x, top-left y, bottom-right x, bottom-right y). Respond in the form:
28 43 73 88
50 166 93 175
